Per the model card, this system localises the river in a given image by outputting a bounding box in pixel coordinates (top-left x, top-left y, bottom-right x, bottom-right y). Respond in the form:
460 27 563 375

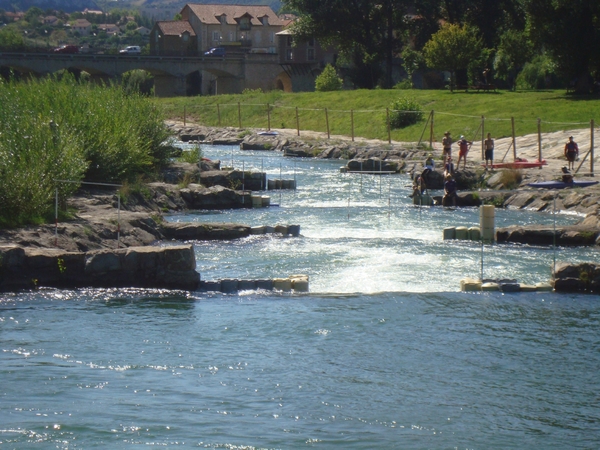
1 145 599 449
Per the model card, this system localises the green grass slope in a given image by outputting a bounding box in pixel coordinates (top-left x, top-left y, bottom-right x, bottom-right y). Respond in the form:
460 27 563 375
156 89 600 144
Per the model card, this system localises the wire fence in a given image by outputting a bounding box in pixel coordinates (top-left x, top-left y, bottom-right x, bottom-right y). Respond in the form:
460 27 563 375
178 103 597 175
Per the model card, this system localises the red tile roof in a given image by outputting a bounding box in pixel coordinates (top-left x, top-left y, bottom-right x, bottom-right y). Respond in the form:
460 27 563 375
185 4 285 26
157 21 197 36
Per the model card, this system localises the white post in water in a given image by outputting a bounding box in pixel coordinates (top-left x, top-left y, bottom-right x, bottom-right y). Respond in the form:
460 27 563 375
480 205 495 242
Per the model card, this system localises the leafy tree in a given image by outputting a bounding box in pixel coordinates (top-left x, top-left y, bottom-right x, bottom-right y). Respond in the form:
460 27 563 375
423 23 485 91
401 48 424 88
24 7 44 26
526 0 600 93
0 27 25 51
493 30 534 90
315 64 343 91
283 0 410 88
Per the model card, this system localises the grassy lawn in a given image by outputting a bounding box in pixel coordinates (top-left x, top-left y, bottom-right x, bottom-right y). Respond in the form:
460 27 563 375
155 89 600 144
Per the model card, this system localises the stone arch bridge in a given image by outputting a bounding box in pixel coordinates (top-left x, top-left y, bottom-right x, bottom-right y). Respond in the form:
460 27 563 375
0 52 285 97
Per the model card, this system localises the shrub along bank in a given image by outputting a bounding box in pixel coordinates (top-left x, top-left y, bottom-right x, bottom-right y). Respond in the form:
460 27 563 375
0 76 171 228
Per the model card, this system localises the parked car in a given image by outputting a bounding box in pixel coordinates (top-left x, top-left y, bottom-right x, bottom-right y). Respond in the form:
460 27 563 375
54 45 79 54
204 47 225 57
120 46 141 55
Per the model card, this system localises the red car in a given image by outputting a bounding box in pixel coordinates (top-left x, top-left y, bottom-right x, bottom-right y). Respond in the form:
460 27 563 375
54 45 79 54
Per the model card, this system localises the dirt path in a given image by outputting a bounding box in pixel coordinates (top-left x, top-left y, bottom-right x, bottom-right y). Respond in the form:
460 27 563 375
268 126 598 180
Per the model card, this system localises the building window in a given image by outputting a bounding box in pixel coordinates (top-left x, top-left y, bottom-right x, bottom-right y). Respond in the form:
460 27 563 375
307 48 315 60
269 32 275 43
308 38 315 47
286 36 293 47
286 48 293 61
261 16 268 26
212 31 220 41
240 17 251 31
229 31 234 41
220 15 227 25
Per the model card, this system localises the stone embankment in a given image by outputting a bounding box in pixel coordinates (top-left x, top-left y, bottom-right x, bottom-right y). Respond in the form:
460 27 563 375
2 122 598 293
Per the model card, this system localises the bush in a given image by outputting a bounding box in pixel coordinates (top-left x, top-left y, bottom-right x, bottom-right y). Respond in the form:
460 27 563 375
516 54 557 90
0 75 172 227
387 97 424 129
393 79 413 90
122 70 154 96
315 64 343 92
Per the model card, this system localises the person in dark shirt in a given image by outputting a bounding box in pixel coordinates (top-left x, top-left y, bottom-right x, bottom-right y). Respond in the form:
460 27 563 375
564 136 579 170
443 175 457 207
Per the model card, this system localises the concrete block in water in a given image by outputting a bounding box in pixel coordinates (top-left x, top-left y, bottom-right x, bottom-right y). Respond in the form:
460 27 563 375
251 195 263 208
535 282 553 292
519 284 538 292
500 282 520 292
443 227 456 240
273 278 292 292
267 179 277 190
250 226 266 235
481 282 500 291
238 280 257 291
455 226 469 240
261 196 271 207
201 280 222 292
288 225 301 237
274 225 288 234
290 274 309 292
256 279 274 290
220 278 239 293
265 226 275 234
460 277 482 291
469 227 481 241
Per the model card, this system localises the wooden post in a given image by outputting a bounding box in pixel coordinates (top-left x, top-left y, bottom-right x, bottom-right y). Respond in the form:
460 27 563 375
386 108 391 144
325 108 330 139
591 119 595 175
511 116 517 160
237 102 242 129
430 110 434 149
217 104 221 127
351 109 355 142
184 105 186 126
537 118 542 166
267 103 271 131
295 107 300 136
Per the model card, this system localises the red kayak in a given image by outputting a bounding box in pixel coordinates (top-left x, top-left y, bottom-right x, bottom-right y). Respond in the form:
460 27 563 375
482 158 548 169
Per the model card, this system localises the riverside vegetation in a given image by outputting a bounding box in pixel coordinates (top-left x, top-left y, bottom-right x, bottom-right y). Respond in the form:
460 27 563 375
2 79 599 230
0 76 172 228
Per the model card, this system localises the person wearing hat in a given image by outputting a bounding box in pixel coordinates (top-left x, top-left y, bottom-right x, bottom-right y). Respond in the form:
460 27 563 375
456 135 472 170
442 131 453 160
564 136 579 170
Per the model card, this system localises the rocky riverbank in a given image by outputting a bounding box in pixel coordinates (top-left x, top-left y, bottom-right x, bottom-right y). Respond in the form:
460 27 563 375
1 122 599 293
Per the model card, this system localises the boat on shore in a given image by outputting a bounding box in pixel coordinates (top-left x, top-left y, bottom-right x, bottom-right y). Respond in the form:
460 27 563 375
482 158 547 169
527 180 599 189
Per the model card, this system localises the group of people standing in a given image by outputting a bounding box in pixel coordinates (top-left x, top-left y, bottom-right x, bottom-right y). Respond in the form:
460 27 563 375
415 131 580 206
442 130 496 171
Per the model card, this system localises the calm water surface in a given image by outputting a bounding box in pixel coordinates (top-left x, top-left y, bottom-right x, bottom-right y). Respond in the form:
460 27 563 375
1 145 599 449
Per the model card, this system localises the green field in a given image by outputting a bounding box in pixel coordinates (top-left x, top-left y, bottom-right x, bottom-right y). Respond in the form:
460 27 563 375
155 89 600 145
